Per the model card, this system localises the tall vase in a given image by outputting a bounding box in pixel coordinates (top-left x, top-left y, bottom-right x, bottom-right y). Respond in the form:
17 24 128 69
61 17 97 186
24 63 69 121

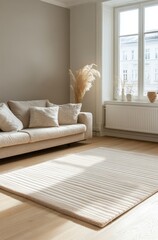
121 88 126 101
75 96 83 104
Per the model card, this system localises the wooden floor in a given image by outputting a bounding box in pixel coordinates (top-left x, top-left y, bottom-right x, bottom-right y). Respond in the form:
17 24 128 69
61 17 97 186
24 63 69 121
1 136 158 240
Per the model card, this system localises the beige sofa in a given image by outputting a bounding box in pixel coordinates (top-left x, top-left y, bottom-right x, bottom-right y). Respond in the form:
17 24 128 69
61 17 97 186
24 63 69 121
0 100 92 159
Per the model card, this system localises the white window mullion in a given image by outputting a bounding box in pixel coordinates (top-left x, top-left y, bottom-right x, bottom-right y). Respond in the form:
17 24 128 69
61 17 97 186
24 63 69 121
138 4 144 100
114 8 120 100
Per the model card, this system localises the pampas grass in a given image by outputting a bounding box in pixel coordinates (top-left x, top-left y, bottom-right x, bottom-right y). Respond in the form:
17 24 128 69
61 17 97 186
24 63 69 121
69 64 100 103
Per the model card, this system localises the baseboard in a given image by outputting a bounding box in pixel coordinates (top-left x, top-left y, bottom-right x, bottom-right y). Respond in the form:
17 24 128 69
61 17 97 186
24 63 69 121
102 128 158 142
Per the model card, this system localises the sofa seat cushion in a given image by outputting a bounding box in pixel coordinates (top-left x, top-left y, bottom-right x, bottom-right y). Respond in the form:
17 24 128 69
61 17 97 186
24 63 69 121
21 124 86 143
0 131 30 148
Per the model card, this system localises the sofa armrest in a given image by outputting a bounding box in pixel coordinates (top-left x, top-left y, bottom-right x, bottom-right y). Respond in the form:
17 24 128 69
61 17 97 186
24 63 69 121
78 112 93 139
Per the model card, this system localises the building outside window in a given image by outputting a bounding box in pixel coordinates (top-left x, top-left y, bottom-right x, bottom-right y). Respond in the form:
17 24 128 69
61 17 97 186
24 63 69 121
131 50 135 60
155 48 158 58
115 1 158 99
145 49 150 60
122 51 127 60
155 68 158 82
123 69 128 81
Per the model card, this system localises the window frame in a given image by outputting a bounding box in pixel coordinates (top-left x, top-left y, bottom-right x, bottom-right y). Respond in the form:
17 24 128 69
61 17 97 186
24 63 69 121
114 0 158 101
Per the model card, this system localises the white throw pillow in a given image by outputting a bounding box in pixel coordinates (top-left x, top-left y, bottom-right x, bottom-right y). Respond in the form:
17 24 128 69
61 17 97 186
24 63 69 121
0 103 23 131
8 99 48 128
29 106 59 128
47 102 82 125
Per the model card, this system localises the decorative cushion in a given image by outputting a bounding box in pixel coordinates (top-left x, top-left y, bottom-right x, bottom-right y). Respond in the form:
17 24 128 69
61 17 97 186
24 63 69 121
8 99 48 128
29 106 59 128
0 103 23 132
47 102 82 125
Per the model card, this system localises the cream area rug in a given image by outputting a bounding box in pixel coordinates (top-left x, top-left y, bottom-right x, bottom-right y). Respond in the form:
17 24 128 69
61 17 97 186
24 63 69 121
1 147 158 228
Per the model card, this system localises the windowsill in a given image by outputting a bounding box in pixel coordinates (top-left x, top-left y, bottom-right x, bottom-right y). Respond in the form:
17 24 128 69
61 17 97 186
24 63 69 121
104 100 158 107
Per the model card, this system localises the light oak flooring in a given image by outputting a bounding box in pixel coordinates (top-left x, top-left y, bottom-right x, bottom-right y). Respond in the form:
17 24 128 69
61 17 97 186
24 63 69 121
1 136 158 240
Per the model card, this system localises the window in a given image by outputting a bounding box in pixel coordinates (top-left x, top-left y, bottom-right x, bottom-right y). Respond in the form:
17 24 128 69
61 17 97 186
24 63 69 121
131 50 135 60
122 51 127 60
132 69 137 82
145 49 150 60
115 1 158 99
155 48 158 59
123 69 128 81
155 68 158 82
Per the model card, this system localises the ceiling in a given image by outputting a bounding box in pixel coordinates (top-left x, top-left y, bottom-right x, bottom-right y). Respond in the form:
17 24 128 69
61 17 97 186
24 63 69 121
41 0 106 8
41 0 149 8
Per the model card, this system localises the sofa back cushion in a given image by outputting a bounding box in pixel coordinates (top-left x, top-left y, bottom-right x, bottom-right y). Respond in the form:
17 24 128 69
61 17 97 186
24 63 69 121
47 102 82 125
0 103 23 131
8 100 48 128
29 106 59 128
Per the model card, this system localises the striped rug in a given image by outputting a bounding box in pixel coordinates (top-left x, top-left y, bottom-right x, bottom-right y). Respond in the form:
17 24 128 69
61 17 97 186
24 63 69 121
1 147 158 228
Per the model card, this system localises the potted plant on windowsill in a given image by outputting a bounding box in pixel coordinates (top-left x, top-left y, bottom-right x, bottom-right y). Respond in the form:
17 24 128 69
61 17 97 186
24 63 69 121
126 83 134 102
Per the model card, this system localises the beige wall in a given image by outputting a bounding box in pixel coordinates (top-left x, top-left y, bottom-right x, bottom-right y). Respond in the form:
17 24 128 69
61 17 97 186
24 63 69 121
0 0 70 103
70 3 97 128
70 3 107 135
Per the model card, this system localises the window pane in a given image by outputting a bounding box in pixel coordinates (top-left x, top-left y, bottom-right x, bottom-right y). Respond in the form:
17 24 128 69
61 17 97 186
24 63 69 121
120 9 138 36
144 32 158 95
119 36 138 95
145 5 158 32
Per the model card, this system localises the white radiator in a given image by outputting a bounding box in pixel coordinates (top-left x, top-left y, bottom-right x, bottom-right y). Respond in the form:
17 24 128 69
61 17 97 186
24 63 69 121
105 104 158 134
